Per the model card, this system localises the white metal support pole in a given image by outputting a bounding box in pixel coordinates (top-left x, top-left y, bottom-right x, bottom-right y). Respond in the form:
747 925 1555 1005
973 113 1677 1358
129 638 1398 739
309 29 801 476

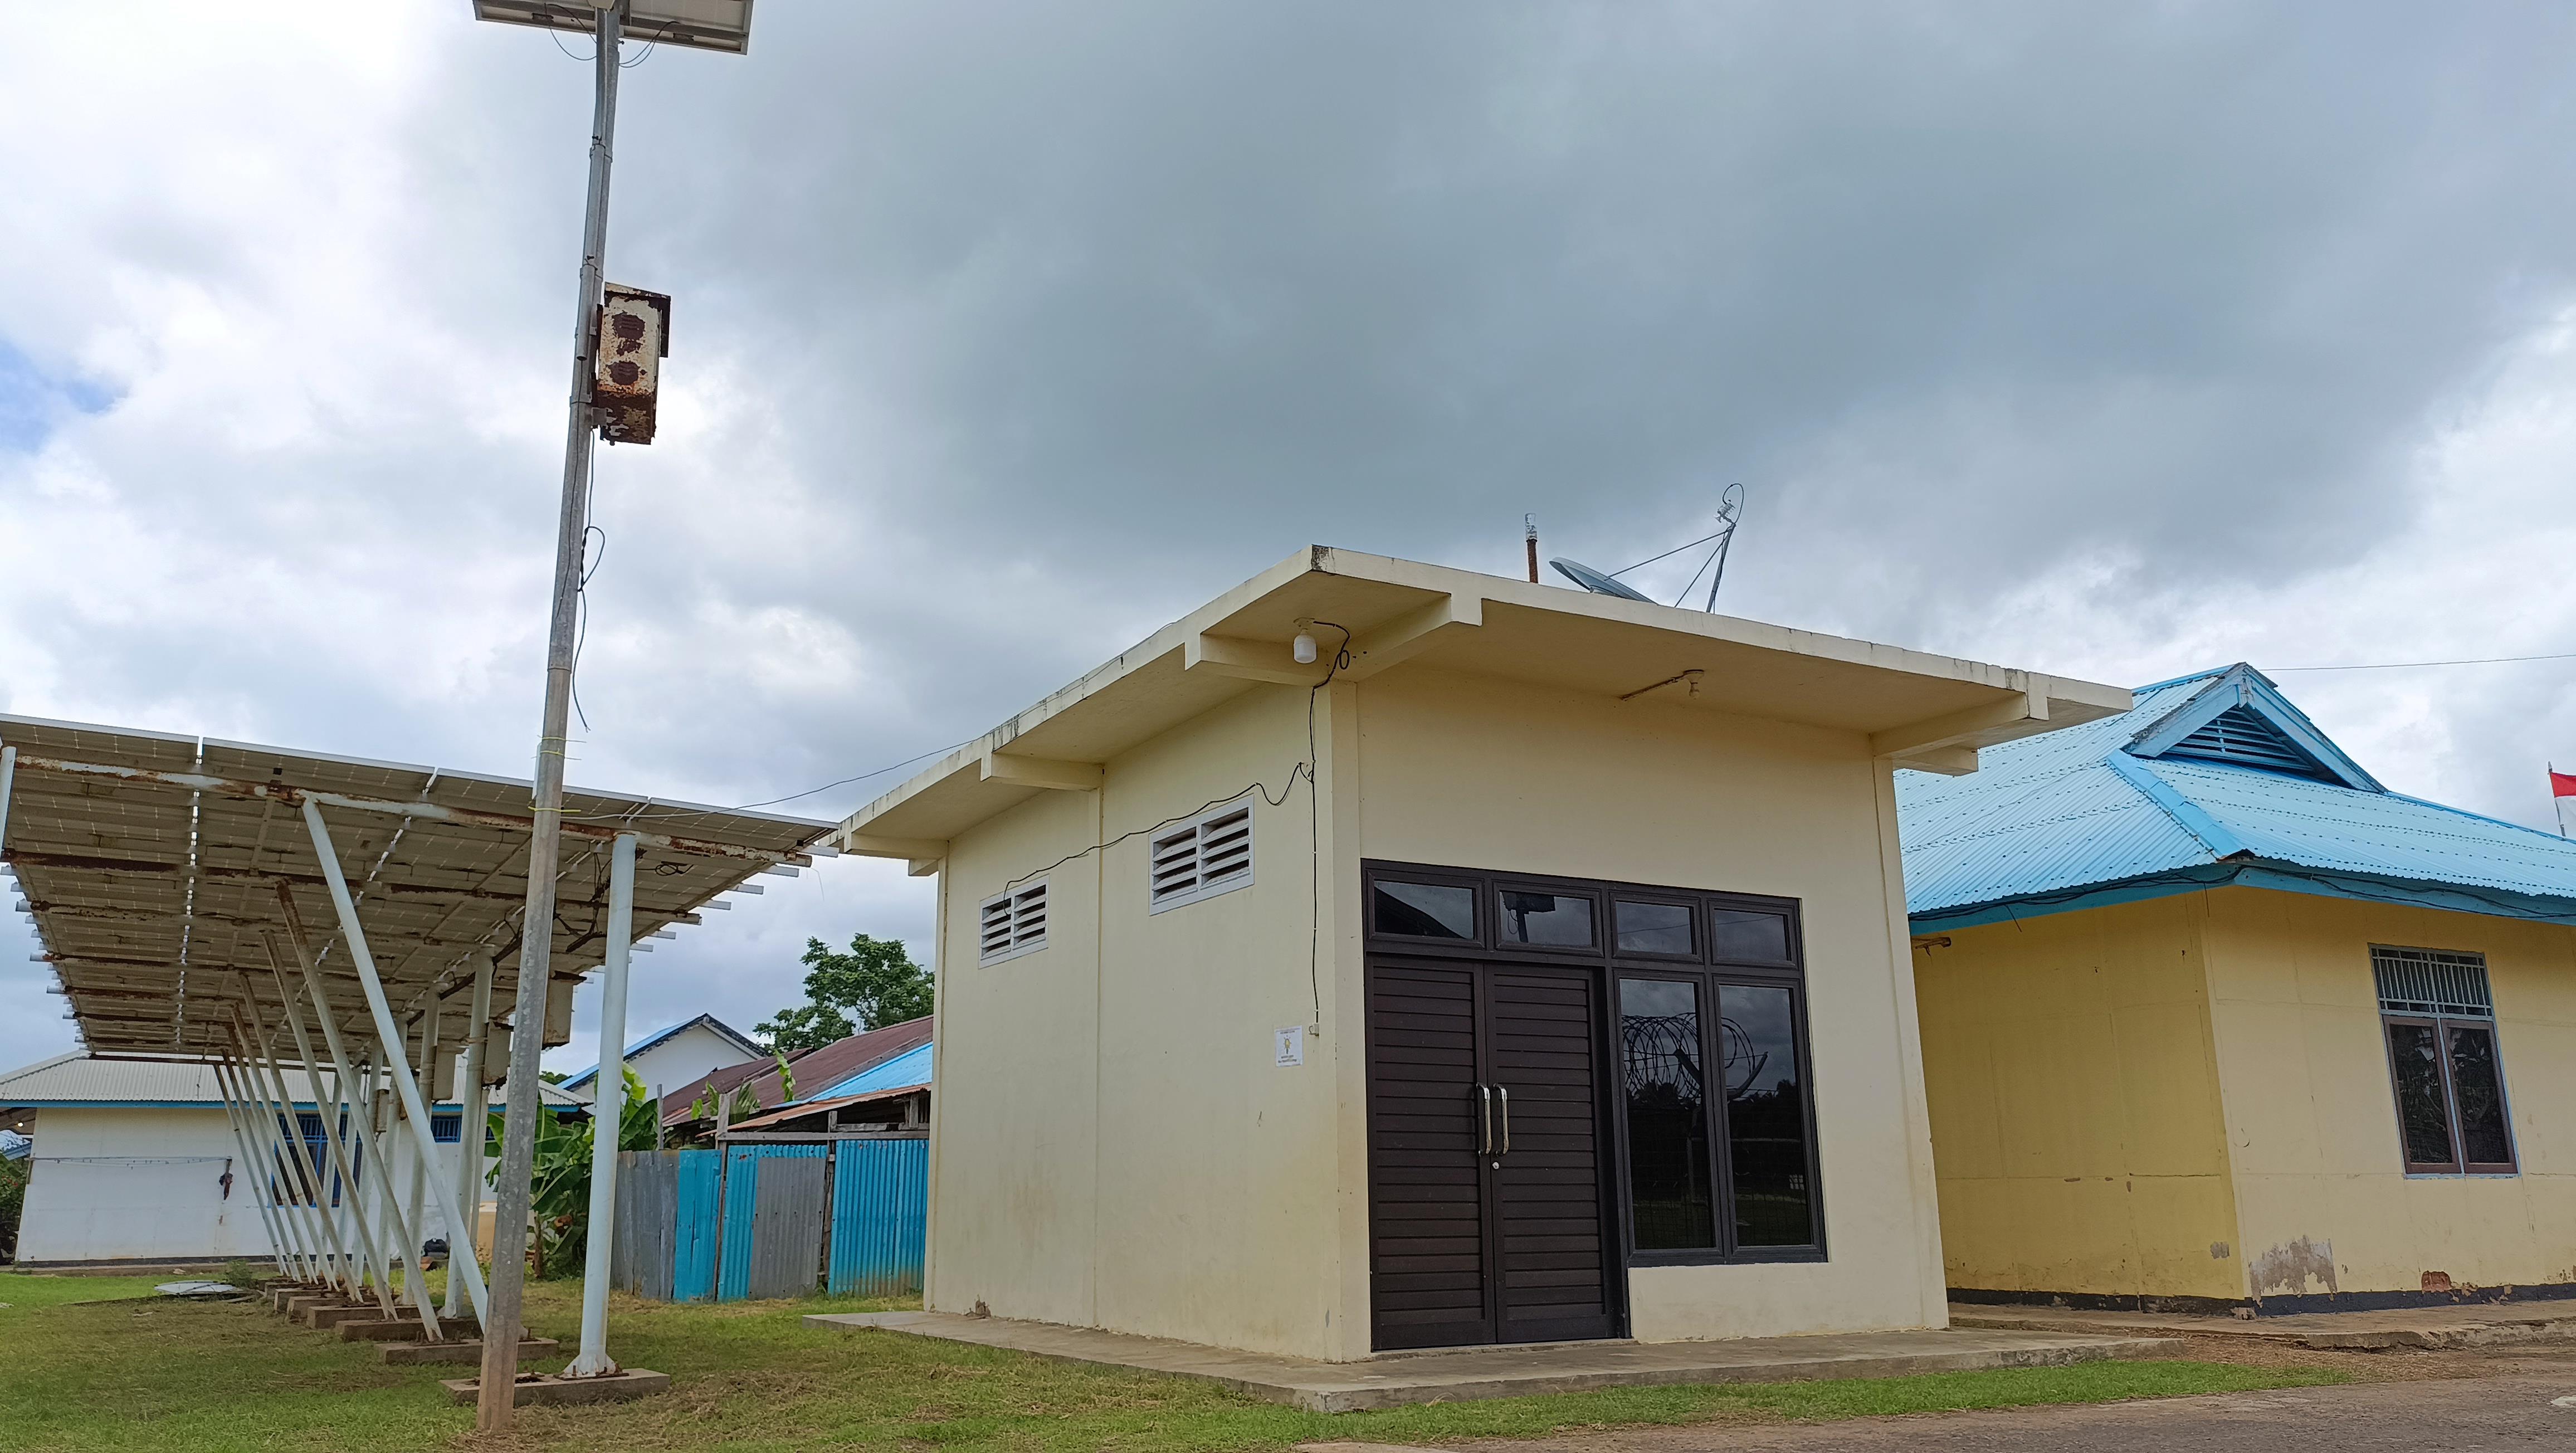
299 799 476 1334
405 1001 438 1297
367 1035 441 1332
230 1017 333 1291
567 831 638 1377
241 1020 350 1294
445 953 496 1320
257 967 394 1311
360 1049 433 1326
213 1058 297 1280
226 1047 315 1284
486 3 621 1427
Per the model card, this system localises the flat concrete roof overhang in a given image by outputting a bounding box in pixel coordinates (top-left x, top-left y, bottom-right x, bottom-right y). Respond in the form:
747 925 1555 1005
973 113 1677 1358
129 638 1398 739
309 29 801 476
0 713 836 1063
837 546 2134 867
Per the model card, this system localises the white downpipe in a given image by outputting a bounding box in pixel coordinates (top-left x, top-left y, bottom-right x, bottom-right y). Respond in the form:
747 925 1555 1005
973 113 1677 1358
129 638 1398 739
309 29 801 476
300 798 487 1330
567 832 638 1377
446 953 496 1320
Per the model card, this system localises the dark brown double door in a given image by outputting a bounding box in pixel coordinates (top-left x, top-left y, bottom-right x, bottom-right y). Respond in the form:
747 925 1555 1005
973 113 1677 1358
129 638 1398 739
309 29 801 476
1365 957 1619 1350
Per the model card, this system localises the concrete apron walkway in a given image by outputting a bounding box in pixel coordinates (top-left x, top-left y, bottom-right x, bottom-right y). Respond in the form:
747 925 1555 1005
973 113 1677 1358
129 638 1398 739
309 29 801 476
1950 1300 2576 1350
808 1310 2179 1413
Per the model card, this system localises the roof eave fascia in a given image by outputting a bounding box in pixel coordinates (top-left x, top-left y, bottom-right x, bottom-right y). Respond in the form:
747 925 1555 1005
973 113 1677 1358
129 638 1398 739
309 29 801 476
1911 859 2576 934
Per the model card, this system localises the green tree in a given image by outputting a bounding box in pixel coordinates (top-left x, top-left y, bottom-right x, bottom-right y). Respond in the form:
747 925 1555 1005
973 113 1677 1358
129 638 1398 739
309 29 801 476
757 932 931 1054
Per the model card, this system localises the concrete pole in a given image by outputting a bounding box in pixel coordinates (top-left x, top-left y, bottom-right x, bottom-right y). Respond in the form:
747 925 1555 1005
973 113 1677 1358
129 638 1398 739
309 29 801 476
255 974 394 1313
212 1057 297 1280
296 803 475 1335
446 953 496 1320
484 1 622 1425
567 832 638 1377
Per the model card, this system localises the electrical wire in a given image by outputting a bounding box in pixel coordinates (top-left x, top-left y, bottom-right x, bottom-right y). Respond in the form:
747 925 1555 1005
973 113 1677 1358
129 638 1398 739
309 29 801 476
2265 651 2576 672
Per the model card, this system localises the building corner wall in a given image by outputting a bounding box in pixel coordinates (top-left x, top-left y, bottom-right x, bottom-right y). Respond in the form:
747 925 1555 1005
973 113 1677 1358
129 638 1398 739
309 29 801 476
1915 893 2244 1303
1871 764 1950 1329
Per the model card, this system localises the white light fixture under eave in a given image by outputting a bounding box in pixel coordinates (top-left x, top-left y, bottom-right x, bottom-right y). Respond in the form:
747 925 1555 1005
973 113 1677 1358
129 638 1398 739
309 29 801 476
472 0 755 54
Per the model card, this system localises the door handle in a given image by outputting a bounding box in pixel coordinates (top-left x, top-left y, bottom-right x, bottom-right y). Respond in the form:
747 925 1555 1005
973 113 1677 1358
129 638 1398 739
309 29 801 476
1476 1083 1493 1155
1496 1084 1510 1156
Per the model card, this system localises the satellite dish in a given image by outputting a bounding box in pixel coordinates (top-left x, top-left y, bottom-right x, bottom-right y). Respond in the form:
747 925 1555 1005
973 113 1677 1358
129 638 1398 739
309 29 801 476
1550 558 1654 602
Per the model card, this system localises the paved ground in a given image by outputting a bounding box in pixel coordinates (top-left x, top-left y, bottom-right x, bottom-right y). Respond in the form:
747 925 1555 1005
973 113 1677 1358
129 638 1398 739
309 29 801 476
1456 1359 2576 1451
811 1310 2172 1413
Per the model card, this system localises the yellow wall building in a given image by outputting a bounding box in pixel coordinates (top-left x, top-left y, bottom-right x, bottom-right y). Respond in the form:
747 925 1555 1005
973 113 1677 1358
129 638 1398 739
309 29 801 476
837 547 2128 1358
1905 665 2576 1310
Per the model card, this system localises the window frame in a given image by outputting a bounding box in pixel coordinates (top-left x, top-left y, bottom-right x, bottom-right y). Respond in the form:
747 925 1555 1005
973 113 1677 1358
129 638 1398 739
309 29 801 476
2372 945 2518 1178
1362 860 1826 1269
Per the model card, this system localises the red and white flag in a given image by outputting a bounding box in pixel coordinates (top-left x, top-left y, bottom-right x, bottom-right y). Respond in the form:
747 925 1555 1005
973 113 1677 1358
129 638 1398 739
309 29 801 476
2554 768 2576 837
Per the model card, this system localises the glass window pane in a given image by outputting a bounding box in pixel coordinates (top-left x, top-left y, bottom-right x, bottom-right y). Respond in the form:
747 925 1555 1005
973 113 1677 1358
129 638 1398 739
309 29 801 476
1722 984 1814 1247
1500 890 1596 947
1620 977 1716 1250
2446 1024 2514 1168
1617 901 1694 956
1710 909 1790 963
2385 1020 2457 1169
1374 881 1474 939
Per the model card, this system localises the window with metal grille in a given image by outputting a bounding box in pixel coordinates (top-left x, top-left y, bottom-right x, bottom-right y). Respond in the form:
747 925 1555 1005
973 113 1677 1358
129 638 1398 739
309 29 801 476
431 1111 462 1144
2164 705 2334 781
1149 800 1255 913
2372 945 2514 1176
979 881 1048 964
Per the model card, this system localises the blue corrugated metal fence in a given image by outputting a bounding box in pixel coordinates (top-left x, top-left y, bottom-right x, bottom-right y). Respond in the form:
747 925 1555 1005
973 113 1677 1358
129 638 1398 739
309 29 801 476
617 1136 925 1303
829 1137 928 1296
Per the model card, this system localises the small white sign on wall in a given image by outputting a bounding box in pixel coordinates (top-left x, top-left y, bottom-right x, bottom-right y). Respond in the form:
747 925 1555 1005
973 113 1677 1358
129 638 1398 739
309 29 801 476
1274 1025 1305 1067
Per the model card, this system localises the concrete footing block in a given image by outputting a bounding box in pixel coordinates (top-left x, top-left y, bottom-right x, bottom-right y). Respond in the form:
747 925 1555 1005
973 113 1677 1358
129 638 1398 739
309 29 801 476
379 1338 560 1367
304 1303 397 1330
438 1369 671 1406
335 1318 429 1342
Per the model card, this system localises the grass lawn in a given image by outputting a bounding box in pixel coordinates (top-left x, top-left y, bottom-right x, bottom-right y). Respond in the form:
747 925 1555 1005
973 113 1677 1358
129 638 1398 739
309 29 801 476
0 1270 2345 1452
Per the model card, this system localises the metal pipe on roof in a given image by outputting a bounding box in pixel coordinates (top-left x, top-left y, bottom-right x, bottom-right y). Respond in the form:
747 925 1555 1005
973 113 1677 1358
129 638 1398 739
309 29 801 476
567 832 637 1378
299 802 481 1334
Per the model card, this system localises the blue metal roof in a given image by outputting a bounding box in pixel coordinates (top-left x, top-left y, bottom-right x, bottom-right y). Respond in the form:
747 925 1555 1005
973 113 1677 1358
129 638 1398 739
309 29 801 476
1899 665 2576 929
811 1041 933 1101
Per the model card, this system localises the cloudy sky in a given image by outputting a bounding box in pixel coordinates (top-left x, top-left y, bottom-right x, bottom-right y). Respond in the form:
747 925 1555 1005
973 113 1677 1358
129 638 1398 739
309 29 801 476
4 3 2573 1076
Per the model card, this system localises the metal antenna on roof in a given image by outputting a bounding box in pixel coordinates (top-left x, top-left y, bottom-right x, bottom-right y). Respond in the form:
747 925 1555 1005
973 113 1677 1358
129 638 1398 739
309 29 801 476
1549 484 1748 614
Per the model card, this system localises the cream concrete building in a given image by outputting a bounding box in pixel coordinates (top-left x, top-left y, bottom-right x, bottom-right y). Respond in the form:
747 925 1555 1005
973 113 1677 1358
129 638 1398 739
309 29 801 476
1904 664 2576 1311
837 547 2127 1359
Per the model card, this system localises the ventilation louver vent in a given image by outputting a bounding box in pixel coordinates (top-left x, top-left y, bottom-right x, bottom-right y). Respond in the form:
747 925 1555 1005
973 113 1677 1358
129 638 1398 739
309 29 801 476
2373 945 2493 1019
1149 801 1255 913
2163 704 2334 781
979 881 1048 964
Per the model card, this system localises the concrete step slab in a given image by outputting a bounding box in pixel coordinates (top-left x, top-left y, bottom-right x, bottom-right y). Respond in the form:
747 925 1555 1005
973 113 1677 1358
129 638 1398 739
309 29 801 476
808 1310 2179 1414
304 1303 402 1330
438 1369 671 1406
379 1337 560 1367
1950 1301 2576 1352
